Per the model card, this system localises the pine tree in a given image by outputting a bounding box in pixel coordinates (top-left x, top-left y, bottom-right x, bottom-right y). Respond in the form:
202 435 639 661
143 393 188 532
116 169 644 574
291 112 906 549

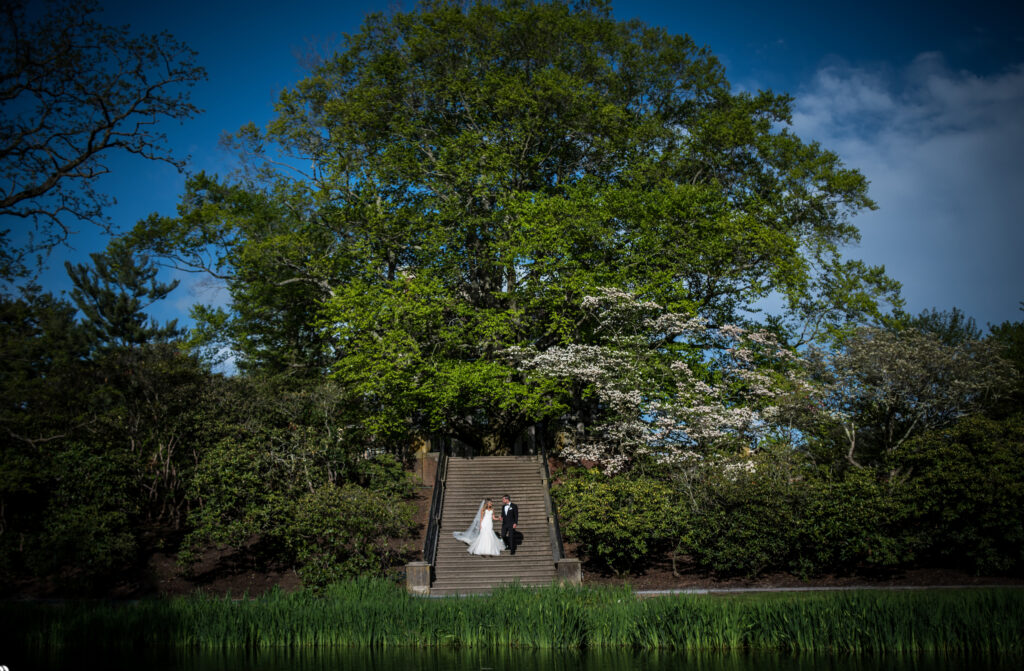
65 242 182 350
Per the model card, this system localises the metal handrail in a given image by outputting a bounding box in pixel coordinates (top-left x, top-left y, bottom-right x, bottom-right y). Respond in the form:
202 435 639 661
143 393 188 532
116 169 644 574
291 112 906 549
537 424 566 560
423 437 449 567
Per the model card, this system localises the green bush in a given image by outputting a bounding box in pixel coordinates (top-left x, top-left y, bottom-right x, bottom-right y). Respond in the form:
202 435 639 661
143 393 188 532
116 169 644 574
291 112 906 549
182 432 417 588
894 413 1024 574
553 469 677 575
677 450 922 577
679 452 802 576
12 441 142 592
285 484 415 588
355 453 417 498
793 468 916 576
557 426 1023 580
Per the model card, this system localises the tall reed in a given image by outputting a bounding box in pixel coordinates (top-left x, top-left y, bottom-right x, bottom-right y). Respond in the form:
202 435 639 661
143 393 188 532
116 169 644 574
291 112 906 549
2 580 1021 655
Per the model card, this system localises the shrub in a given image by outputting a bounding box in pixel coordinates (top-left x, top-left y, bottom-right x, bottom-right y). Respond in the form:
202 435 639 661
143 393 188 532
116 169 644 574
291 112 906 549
793 467 916 576
285 484 415 588
182 432 417 587
894 413 1024 574
553 469 677 575
679 452 802 576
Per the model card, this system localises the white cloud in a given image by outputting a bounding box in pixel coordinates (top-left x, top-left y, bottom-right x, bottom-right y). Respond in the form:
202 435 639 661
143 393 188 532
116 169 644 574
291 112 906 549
171 270 231 314
790 53 1024 326
143 268 230 329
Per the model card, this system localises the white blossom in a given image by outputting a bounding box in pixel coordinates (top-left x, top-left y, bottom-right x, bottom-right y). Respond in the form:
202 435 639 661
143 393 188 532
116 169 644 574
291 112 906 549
512 290 812 472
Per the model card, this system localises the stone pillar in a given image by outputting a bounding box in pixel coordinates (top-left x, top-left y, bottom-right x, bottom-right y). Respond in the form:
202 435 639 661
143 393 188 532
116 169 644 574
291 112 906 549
406 561 431 595
556 558 581 585
418 451 438 486
413 437 436 485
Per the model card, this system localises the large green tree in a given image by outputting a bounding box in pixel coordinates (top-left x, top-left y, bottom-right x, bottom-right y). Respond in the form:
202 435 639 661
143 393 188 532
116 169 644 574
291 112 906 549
132 0 897 454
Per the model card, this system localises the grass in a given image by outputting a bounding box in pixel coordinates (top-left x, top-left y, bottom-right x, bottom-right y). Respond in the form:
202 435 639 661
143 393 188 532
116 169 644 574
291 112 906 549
2 579 1021 654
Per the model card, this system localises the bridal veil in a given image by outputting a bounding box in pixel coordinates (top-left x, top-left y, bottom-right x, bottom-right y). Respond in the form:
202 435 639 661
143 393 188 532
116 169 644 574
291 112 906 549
452 499 486 545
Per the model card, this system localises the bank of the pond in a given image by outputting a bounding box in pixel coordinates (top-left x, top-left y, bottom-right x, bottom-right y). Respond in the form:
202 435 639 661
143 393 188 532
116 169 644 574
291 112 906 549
2 580 1021 655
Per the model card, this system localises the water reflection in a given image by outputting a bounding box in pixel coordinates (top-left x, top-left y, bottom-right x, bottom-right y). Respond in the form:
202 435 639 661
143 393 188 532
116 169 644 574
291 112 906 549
7 647 1020 671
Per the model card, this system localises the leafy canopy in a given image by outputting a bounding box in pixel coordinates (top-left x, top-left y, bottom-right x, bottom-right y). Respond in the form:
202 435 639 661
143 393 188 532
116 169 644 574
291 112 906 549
131 0 897 451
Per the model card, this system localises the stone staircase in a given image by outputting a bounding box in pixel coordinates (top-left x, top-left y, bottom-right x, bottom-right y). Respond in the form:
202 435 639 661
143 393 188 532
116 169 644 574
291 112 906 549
430 455 559 595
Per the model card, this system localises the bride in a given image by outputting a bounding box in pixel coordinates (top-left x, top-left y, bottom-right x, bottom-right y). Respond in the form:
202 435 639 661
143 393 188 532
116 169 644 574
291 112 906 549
453 499 505 556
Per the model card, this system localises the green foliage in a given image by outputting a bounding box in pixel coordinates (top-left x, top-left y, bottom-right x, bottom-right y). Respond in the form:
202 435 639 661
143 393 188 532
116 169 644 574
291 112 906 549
354 453 417 498
129 0 896 456
987 305 1024 417
125 173 346 377
679 452 803 576
895 413 1024 574
0 289 97 585
806 325 1015 470
669 450 919 577
25 441 141 590
180 376 417 587
793 468 915 575
0 281 215 590
65 240 182 350
285 484 414 588
553 469 677 575
0 287 90 447
900 306 982 345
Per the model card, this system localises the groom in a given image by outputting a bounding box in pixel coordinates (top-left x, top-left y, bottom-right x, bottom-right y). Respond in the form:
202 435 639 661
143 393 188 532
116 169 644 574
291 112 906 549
500 494 519 555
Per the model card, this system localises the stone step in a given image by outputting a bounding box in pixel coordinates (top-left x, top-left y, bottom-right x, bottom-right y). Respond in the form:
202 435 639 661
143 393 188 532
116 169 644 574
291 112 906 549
432 579 557 591
446 456 541 462
440 517 547 527
434 572 555 579
443 485 542 491
440 507 543 514
433 569 557 581
436 551 552 561
431 587 550 596
439 503 545 510
444 482 542 488
441 492 541 498
434 565 554 576
443 479 542 486
445 464 542 468
432 580 556 590
438 537 549 547
445 468 542 474
431 577 557 591
446 468 542 473
437 540 550 549
434 564 555 576
440 515 544 522
443 489 542 494
440 503 541 511
445 471 541 474
445 466 541 470
441 492 542 497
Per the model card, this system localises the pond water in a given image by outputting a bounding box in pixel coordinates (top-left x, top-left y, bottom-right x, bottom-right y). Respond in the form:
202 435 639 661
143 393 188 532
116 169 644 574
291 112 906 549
4 648 1019 671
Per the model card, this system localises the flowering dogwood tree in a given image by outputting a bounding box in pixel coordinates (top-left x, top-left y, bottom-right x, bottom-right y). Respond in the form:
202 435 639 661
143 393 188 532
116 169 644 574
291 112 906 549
806 326 1015 471
508 289 812 472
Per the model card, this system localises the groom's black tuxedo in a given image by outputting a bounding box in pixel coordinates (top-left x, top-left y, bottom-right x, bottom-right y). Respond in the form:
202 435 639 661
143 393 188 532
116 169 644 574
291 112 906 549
500 501 519 554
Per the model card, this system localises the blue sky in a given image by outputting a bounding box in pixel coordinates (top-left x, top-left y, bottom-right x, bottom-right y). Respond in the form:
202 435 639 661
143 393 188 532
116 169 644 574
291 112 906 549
14 0 1024 330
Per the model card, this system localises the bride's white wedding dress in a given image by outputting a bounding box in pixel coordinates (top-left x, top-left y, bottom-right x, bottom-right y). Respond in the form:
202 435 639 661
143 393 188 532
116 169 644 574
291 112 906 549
453 500 505 556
